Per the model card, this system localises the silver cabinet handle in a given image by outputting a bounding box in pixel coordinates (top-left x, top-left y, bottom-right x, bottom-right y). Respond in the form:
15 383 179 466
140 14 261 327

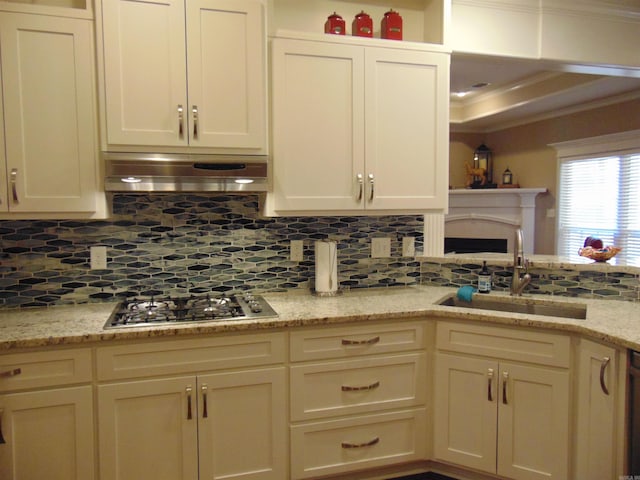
178 105 184 139
368 173 375 201
487 368 494 402
10 169 18 203
341 437 379 449
600 356 611 395
342 380 380 392
192 105 199 140
0 368 21 378
502 371 509 405
341 336 380 346
356 173 364 201
201 384 208 418
186 386 193 420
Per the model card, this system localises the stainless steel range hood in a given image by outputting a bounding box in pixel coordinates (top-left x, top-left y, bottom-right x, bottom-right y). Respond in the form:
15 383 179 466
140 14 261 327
104 152 269 193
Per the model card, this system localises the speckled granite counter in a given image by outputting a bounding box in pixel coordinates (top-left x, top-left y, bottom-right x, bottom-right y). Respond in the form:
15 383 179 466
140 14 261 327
1 285 639 352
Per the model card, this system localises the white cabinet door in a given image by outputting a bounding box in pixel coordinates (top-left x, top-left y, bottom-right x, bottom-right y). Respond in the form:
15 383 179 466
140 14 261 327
0 13 98 213
101 0 187 147
0 386 95 480
497 362 570 480
364 47 449 210
433 353 498 474
100 0 266 151
198 367 287 480
98 376 199 480
271 39 365 211
575 340 621 480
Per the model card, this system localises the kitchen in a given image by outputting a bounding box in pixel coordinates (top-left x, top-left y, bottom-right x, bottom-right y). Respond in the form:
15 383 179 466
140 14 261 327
0 1 639 479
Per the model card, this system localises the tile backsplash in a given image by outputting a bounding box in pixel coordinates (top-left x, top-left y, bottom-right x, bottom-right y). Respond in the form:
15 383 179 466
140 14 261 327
0 194 424 307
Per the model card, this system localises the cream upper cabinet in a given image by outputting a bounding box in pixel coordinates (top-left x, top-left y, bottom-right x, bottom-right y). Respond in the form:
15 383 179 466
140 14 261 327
268 35 449 216
99 0 267 153
0 12 101 215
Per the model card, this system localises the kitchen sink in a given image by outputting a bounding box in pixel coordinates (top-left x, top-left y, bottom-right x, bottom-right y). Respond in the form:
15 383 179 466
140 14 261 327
437 293 587 320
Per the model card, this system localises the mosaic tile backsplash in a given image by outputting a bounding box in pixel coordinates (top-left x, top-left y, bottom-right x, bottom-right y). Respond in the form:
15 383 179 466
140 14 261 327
0 194 424 307
0 194 637 307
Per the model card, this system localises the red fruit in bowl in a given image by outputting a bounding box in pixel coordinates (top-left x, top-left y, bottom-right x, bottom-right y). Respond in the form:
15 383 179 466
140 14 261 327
584 236 604 249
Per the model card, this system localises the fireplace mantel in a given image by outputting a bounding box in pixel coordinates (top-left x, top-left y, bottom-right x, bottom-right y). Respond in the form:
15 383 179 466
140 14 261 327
446 188 547 254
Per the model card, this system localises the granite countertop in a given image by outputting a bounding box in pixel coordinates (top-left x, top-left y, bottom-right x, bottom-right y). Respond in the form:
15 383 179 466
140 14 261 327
0 286 639 352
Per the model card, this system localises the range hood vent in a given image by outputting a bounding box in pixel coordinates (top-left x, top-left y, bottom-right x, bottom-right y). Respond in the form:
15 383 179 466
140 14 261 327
104 152 269 193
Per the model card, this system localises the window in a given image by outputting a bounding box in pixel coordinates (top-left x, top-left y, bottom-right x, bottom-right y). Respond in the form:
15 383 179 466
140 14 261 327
553 130 640 266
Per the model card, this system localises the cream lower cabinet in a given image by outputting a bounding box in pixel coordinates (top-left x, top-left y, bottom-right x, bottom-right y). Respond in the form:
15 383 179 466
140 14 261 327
574 339 625 479
0 12 100 215
268 35 449 215
96 333 287 480
0 349 95 480
433 321 570 479
289 321 429 479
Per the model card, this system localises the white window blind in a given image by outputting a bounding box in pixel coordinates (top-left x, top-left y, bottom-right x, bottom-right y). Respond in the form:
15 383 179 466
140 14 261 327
557 150 640 266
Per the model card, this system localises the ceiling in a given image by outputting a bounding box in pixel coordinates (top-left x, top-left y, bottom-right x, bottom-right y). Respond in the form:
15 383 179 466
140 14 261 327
450 54 640 132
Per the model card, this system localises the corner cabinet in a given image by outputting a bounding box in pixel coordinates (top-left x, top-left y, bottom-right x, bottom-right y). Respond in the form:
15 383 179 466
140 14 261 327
98 0 267 153
0 11 102 216
266 34 449 216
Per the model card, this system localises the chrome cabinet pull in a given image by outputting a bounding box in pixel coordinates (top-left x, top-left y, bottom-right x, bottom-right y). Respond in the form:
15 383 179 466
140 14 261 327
368 173 375 201
201 384 208 418
341 336 380 346
0 411 5 444
186 386 193 420
0 368 21 378
178 105 184 139
487 368 494 402
600 356 611 395
10 169 18 203
342 380 380 392
356 173 364 201
192 105 199 140
341 437 379 449
502 371 509 405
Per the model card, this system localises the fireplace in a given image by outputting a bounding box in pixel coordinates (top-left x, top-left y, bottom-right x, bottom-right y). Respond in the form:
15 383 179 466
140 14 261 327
445 188 546 254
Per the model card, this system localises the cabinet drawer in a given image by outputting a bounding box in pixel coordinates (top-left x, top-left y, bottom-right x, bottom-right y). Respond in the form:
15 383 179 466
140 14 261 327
291 408 427 479
436 321 570 368
290 321 426 362
0 348 92 392
291 353 426 421
96 332 285 381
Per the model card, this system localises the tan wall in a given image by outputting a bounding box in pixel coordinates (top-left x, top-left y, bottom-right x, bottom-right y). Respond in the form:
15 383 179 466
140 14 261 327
449 97 640 254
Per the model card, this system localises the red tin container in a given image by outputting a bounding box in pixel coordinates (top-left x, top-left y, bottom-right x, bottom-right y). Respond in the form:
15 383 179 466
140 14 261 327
381 9 403 40
352 11 373 37
324 12 346 35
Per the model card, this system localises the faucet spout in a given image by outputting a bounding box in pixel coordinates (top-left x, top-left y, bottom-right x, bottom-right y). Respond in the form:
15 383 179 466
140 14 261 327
511 228 531 296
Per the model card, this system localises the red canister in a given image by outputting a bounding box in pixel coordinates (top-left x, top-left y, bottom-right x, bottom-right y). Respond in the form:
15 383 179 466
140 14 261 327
324 12 345 35
381 9 403 40
352 11 373 37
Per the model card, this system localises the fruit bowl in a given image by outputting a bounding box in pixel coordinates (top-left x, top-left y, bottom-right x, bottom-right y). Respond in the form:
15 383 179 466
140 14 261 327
578 245 622 262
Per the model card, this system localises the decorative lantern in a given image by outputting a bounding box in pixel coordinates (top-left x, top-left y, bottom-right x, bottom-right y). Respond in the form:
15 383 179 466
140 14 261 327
502 167 513 185
472 143 494 188
324 12 345 35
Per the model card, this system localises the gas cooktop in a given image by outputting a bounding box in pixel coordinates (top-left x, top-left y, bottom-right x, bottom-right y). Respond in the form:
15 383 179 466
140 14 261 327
104 293 277 329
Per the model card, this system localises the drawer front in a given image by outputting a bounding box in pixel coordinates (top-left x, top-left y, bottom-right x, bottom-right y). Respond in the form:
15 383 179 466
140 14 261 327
291 353 426 421
290 321 426 362
0 348 92 392
97 332 286 381
290 408 427 479
436 320 570 368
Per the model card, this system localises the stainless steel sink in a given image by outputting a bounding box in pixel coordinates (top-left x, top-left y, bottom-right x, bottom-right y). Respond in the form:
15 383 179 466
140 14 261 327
437 293 587 319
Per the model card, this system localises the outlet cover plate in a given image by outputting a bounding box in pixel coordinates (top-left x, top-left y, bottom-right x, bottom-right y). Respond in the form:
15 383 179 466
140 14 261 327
402 237 415 257
371 238 391 258
290 240 304 262
90 246 107 270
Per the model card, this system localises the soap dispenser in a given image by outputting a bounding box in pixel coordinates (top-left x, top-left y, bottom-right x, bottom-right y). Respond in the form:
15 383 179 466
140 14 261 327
478 261 492 293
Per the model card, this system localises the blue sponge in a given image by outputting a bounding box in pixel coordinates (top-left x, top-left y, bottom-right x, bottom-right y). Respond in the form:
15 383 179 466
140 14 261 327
457 285 476 302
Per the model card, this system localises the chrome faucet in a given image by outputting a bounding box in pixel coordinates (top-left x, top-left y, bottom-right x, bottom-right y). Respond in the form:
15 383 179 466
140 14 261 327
511 228 531 296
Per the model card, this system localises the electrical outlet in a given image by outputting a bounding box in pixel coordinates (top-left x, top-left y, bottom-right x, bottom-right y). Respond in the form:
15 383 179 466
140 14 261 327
90 246 107 270
290 240 304 262
371 238 391 258
402 237 415 257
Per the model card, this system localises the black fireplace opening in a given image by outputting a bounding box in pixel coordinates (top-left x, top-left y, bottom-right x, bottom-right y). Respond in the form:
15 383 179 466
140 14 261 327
445 237 508 254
